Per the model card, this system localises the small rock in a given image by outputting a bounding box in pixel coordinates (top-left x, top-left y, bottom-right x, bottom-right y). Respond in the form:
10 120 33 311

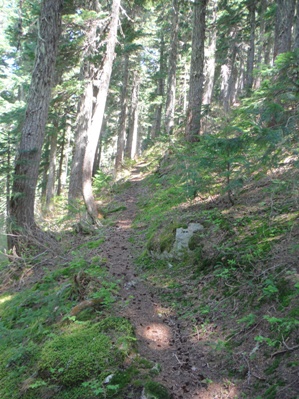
125 280 137 289
173 223 204 252
103 374 114 384
150 223 204 260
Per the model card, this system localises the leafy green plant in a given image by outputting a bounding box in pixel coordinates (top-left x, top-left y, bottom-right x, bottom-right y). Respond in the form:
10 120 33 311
262 279 279 298
263 315 299 336
254 335 280 348
81 379 120 396
237 313 257 328
93 170 113 194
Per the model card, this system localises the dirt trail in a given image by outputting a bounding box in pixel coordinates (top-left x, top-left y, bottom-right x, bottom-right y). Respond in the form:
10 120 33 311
101 167 212 399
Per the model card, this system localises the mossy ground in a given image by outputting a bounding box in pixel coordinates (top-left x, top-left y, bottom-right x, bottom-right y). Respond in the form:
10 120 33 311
1 139 299 399
0 231 167 399
134 141 299 399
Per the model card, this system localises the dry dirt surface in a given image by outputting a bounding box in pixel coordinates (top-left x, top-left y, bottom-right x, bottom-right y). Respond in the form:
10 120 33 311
100 168 238 399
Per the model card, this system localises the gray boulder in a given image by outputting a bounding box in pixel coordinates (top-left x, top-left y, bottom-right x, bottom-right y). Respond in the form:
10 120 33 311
151 222 204 260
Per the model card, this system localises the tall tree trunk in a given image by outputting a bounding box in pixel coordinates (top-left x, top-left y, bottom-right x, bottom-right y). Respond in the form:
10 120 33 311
92 134 102 177
115 53 129 170
255 0 268 88
9 0 63 250
68 0 102 205
45 129 58 212
150 34 165 139
82 0 120 223
68 81 93 205
294 0 299 49
136 118 143 157
245 0 256 92
221 32 237 113
57 131 65 197
274 0 296 59
57 120 70 196
126 71 140 159
92 118 107 177
41 138 50 201
229 50 239 105
203 0 217 107
6 132 12 251
183 60 189 115
235 51 245 99
186 0 208 141
131 103 140 160
165 0 179 135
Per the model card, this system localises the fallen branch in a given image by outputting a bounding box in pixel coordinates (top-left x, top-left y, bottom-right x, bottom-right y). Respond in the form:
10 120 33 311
271 343 299 358
70 298 103 316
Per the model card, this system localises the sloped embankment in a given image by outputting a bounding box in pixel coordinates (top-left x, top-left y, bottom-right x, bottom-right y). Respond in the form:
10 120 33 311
131 157 299 399
0 157 298 399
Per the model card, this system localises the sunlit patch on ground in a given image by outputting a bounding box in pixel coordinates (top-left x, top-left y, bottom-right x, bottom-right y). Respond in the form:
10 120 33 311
139 322 172 350
0 294 13 304
192 380 239 399
117 219 132 229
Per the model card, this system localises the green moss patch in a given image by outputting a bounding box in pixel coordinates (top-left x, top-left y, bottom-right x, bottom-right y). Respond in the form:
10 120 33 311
39 324 115 385
144 381 170 399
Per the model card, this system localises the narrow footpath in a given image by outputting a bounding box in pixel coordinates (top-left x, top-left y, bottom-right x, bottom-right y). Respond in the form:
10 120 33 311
99 167 226 399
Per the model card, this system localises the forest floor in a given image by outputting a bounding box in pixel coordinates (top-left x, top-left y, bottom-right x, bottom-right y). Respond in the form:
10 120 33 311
94 165 239 399
1 158 298 399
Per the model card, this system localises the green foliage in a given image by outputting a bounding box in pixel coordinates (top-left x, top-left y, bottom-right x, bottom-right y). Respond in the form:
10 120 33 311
262 279 279 299
82 237 105 249
93 170 114 194
144 381 170 399
263 314 299 337
0 247 138 399
39 325 115 386
233 50 299 170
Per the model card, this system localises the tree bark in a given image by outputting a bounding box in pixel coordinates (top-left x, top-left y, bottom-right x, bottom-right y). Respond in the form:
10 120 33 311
203 0 217 107
165 0 179 135
150 34 165 139
255 0 268 88
186 0 208 141
274 0 296 59
115 53 129 170
92 134 102 177
294 0 299 49
126 71 140 159
68 0 104 205
9 0 63 249
45 129 58 212
220 30 237 113
183 60 189 115
57 119 71 196
245 0 256 91
68 80 93 205
6 131 13 251
82 0 120 223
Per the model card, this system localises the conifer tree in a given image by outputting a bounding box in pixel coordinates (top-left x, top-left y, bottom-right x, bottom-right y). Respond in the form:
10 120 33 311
274 0 295 59
202 0 217 108
186 0 208 140
82 0 121 223
9 0 63 251
115 53 130 169
68 0 103 205
165 0 179 135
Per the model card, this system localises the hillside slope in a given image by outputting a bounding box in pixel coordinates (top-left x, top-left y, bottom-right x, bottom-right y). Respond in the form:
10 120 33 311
0 148 299 399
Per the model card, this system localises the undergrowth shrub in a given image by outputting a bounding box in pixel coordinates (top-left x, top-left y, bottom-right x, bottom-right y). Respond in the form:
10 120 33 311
93 170 114 195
